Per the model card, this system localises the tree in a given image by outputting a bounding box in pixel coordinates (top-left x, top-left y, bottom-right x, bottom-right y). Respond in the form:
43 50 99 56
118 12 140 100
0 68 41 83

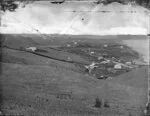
137 0 143 5
95 97 102 108
0 0 18 12
103 100 110 108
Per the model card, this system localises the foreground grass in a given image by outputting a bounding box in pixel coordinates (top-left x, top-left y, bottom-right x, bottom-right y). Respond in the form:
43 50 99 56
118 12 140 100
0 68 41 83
1 62 147 116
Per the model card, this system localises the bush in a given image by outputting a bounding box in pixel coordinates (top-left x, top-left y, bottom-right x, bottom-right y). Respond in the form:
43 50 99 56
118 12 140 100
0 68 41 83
128 112 132 116
103 100 110 108
1 0 18 12
94 97 102 108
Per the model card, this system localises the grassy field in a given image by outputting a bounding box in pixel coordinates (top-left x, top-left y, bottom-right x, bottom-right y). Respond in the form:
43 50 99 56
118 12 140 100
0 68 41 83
0 34 148 116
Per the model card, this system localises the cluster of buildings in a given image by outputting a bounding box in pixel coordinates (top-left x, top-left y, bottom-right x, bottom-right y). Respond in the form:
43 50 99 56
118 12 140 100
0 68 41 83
25 43 138 80
63 42 137 79
84 48 137 79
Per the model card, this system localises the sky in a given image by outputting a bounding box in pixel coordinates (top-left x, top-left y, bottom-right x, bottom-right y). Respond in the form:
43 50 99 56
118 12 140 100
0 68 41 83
0 1 150 35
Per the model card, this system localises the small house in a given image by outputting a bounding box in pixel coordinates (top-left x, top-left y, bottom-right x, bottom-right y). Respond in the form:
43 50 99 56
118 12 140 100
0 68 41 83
84 62 97 74
67 57 72 62
97 56 104 60
90 51 95 54
89 62 97 69
125 61 132 65
104 44 108 48
106 59 110 63
120 46 124 49
74 41 77 45
101 59 110 64
114 64 122 69
26 47 37 52
66 44 71 47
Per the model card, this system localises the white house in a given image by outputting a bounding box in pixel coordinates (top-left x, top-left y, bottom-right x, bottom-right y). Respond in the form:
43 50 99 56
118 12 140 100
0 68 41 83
125 61 132 65
26 47 37 52
0 111 2 115
106 59 110 63
67 57 72 61
101 60 110 64
114 64 122 69
120 46 124 49
90 62 97 68
97 56 104 60
104 44 108 48
66 44 71 47
74 41 77 45
85 62 98 74
90 51 95 54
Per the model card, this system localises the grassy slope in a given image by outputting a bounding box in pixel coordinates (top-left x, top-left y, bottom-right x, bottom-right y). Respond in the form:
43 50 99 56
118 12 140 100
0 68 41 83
1 62 147 116
1 47 83 73
0 34 148 116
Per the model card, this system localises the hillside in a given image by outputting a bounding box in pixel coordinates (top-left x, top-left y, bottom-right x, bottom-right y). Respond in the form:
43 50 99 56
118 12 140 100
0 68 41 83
0 34 148 116
1 62 147 116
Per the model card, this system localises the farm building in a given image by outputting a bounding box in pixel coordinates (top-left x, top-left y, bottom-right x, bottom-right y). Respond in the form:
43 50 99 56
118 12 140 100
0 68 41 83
67 57 72 62
66 44 71 47
74 41 78 45
125 61 132 65
84 62 98 74
90 51 95 54
104 44 108 47
101 60 110 64
97 56 104 60
26 47 37 52
114 64 122 69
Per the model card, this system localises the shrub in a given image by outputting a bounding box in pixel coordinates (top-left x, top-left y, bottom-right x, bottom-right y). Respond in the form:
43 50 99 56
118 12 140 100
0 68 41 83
128 112 132 116
94 97 102 108
103 100 110 108
1 0 18 12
